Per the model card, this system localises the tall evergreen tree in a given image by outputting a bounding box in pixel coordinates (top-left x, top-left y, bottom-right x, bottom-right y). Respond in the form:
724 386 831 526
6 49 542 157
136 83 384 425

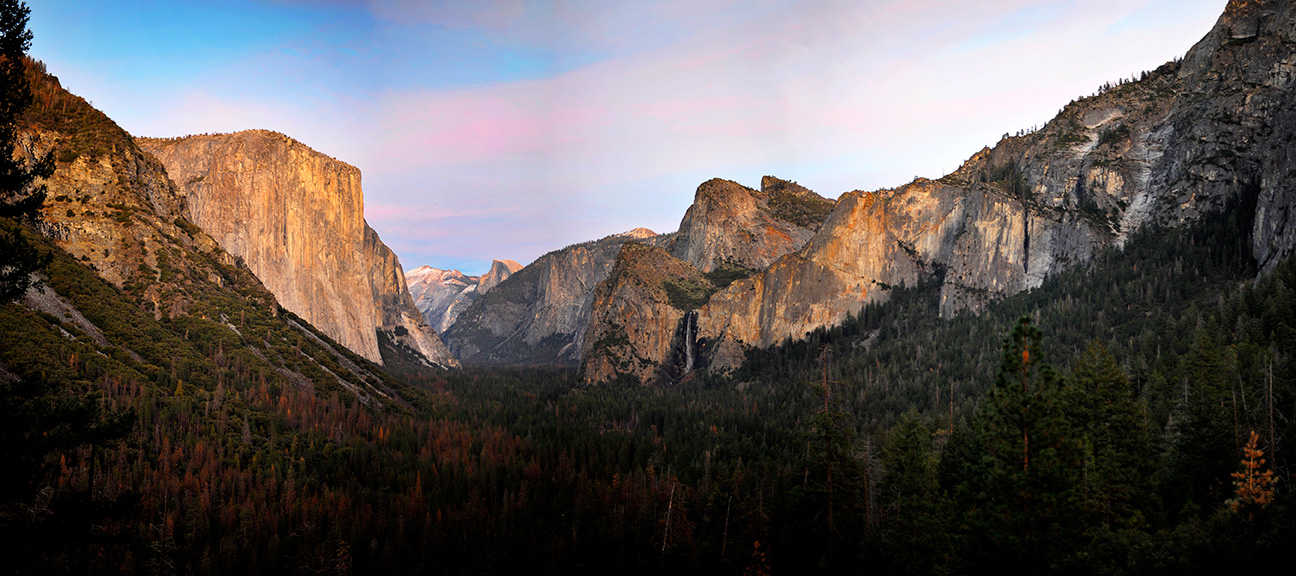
961 316 1082 573
878 410 950 575
0 0 51 302
1063 340 1157 530
1164 322 1239 518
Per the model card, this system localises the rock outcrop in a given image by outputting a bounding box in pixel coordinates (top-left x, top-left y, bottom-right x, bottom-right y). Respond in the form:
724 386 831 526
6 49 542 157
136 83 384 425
137 131 456 368
580 243 713 385
443 228 660 365
363 224 456 368
405 259 521 333
667 177 833 272
14 61 405 403
479 259 522 293
697 0 1296 371
577 177 834 384
406 266 478 333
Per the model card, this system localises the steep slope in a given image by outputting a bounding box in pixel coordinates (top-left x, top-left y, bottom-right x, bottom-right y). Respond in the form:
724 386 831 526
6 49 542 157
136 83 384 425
479 258 523 293
578 176 834 384
364 224 457 370
697 0 1296 371
406 259 521 333
443 228 659 365
137 131 455 369
12 59 410 405
580 243 713 385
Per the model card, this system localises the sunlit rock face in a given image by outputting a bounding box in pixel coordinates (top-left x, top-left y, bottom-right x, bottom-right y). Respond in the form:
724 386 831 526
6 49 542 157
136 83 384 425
666 177 834 273
575 177 834 384
14 65 227 323
580 243 713 386
699 0 1296 370
443 228 662 365
405 259 522 334
138 130 456 367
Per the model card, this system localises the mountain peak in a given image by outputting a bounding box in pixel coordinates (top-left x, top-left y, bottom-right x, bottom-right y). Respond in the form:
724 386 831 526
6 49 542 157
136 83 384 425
620 227 658 239
406 264 439 276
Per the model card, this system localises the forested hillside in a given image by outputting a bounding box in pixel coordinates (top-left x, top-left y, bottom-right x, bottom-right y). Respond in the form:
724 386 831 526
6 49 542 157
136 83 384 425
2 0 1292 573
7 168 1290 574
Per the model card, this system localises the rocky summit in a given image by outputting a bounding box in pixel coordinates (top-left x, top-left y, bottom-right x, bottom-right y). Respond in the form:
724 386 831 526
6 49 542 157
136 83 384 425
575 177 834 384
442 228 661 365
405 259 521 334
579 242 714 386
666 176 833 273
688 0 1296 371
138 131 456 369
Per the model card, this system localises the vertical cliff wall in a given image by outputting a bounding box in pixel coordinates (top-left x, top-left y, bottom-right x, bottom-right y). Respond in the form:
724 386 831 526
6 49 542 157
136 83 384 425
580 243 713 385
442 228 661 365
577 177 834 384
14 60 418 406
137 131 455 367
696 0 1296 371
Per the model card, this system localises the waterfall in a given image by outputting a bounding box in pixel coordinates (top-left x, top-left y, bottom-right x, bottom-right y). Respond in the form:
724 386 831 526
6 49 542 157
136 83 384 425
684 311 697 372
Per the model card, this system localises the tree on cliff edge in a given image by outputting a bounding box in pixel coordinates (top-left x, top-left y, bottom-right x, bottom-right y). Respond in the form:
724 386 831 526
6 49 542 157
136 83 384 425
0 0 52 302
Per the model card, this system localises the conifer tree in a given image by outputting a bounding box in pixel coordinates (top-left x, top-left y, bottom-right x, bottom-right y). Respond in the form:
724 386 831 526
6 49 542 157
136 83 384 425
1165 323 1238 517
879 410 950 574
1063 340 1156 529
962 316 1082 573
1229 429 1277 514
0 0 51 302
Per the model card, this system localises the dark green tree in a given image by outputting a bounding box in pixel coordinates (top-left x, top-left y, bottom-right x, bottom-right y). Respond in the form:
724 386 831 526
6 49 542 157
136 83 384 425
0 0 52 302
878 410 951 575
1063 340 1157 530
961 316 1083 573
1163 322 1240 519
789 350 865 573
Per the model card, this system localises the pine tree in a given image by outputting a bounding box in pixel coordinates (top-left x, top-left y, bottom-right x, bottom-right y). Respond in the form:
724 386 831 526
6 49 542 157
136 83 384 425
1228 429 1277 515
1164 323 1238 517
0 0 52 302
879 410 951 574
794 349 865 572
961 316 1082 573
1063 340 1156 529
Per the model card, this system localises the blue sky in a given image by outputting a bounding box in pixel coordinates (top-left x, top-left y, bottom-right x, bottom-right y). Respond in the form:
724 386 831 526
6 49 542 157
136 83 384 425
30 0 1225 275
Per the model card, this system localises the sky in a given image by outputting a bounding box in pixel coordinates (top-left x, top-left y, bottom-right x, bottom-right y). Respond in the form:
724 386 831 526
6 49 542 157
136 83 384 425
28 0 1225 275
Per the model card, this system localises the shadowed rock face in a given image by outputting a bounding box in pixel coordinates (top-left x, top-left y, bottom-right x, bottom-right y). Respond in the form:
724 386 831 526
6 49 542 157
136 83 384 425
479 259 522 293
363 224 457 368
698 0 1296 371
137 130 456 368
405 259 521 334
442 229 661 365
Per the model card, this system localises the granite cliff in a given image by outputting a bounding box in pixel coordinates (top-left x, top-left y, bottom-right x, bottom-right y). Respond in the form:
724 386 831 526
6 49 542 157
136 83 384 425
137 131 455 368
695 0 1296 370
580 243 713 385
13 60 408 403
666 177 833 273
577 177 834 384
442 228 659 365
405 259 521 333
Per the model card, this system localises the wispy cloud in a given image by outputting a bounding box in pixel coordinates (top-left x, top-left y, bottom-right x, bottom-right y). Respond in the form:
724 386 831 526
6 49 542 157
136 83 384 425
31 0 1224 275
